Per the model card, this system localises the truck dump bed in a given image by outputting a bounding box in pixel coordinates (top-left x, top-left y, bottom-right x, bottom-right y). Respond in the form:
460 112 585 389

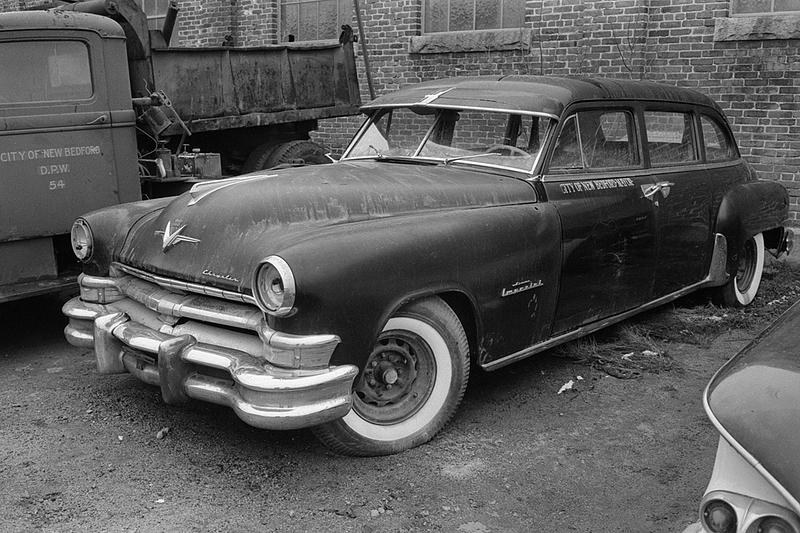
149 42 361 134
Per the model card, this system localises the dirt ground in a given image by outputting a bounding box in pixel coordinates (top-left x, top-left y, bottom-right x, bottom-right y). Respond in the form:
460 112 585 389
2 260 798 533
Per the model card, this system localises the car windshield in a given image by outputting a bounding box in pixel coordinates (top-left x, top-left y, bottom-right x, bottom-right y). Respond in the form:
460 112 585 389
343 107 554 173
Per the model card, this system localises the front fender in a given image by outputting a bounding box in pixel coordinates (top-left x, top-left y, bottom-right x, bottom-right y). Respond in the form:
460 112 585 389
270 203 562 369
715 180 788 272
80 197 173 276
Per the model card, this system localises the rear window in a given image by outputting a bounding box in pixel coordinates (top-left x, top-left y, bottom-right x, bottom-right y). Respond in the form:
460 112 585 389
701 115 736 162
644 111 698 166
0 41 92 104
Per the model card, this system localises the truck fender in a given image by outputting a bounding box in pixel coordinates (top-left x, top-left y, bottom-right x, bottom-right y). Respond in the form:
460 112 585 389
714 180 789 276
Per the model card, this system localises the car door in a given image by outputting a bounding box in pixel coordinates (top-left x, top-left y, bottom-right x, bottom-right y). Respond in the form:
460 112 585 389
642 108 715 297
543 107 657 335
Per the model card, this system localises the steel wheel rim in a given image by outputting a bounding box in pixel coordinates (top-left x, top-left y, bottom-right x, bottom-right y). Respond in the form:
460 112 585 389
352 329 437 425
736 238 757 292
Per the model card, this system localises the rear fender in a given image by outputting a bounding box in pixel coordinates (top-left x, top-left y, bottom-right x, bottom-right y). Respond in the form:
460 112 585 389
715 180 789 275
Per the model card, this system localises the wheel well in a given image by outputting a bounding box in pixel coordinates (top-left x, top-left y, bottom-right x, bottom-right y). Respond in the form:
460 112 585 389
438 291 479 365
762 226 785 250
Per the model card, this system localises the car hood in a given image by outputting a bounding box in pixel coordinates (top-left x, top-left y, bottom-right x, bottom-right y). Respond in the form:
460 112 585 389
705 300 800 508
117 161 536 293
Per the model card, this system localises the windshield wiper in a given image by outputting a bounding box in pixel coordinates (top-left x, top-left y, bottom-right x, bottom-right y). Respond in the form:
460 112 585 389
443 152 498 165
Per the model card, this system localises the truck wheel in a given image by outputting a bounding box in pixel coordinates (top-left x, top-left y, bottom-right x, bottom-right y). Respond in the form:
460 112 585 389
313 297 470 456
265 140 329 168
716 232 764 307
241 142 279 173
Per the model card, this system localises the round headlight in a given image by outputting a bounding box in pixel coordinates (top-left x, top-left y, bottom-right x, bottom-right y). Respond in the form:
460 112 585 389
70 218 94 261
253 256 296 316
757 517 795 533
703 500 737 533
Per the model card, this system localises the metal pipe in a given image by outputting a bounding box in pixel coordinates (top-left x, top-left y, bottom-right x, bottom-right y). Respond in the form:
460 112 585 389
352 0 375 100
162 0 179 46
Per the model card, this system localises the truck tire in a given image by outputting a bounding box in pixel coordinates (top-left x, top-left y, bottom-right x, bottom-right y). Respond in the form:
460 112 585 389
715 232 765 307
241 142 280 173
265 140 329 168
312 297 470 456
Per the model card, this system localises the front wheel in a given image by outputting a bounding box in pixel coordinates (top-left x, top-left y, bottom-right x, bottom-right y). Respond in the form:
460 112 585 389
715 232 765 307
313 297 469 456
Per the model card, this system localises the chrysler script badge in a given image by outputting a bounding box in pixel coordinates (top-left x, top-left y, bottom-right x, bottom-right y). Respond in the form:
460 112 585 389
154 220 200 252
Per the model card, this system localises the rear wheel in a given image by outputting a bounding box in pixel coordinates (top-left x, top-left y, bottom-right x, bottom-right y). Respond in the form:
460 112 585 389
715 232 764 307
313 297 469 456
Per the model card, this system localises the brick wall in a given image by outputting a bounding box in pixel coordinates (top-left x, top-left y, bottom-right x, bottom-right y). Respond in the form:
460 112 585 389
322 0 800 223
2 0 797 222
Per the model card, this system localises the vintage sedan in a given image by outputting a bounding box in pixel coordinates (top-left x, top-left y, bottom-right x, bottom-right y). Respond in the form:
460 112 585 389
63 76 792 456
682 300 800 533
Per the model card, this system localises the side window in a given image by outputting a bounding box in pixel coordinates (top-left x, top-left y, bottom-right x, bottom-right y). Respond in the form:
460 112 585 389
644 111 698 166
701 115 736 162
549 115 581 170
549 110 639 171
0 41 92 104
280 0 353 41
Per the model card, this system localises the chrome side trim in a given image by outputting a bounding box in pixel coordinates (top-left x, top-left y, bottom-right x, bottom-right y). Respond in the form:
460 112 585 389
482 233 729 371
112 262 257 305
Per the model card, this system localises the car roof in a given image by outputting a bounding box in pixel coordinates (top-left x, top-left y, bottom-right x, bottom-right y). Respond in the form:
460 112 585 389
362 76 722 118
0 10 125 38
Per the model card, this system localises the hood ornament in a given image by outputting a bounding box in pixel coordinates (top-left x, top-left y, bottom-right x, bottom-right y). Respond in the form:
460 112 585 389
155 220 200 252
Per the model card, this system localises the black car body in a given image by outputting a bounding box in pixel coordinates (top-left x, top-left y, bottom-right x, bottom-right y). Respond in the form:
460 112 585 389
63 76 792 455
683 300 800 533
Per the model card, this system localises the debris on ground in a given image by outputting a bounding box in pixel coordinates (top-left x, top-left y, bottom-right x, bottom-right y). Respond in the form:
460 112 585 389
557 380 575 394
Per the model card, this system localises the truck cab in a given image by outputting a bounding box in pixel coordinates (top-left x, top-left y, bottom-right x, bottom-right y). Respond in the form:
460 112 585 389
0 11 140 302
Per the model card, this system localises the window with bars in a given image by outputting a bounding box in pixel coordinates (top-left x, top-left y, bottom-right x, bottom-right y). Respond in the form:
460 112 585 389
423 0 524 33
280 0 353 42
731 0 800 15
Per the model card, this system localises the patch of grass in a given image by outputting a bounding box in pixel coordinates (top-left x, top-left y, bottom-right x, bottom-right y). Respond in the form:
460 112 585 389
552 258 800 377
553 323 673 380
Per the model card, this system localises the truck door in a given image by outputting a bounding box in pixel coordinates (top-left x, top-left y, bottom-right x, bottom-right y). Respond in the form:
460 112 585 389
542 108 657 335
0 30 140 244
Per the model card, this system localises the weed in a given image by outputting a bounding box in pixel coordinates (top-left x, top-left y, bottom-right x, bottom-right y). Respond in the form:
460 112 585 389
551 258 800 378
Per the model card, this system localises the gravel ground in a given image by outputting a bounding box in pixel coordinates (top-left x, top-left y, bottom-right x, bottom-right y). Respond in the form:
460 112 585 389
2 260 798 533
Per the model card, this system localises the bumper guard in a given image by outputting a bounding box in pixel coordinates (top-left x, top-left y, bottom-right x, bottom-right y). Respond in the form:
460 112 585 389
63 272 358 430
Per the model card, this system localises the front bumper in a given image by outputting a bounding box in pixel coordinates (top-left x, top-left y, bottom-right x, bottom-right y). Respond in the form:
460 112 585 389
63 270 358 430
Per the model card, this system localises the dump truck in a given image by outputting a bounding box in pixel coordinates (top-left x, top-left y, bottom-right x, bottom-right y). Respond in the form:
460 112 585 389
0 0 361 302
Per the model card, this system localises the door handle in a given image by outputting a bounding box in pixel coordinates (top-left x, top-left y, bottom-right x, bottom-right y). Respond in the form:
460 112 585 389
85 114 108 125
642 181 674 199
